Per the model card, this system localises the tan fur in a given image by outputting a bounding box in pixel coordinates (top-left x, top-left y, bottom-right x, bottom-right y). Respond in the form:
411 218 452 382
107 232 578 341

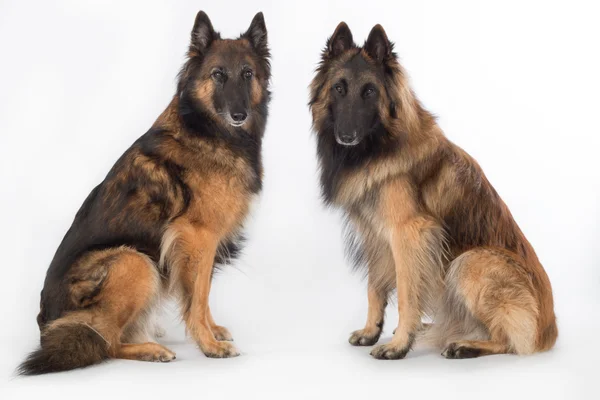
193 79 215 115
163 218 240 357
117 343 176 362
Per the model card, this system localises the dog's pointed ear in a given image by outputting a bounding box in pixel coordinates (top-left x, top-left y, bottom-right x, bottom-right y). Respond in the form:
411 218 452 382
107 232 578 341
190 11 216 53
326 22 354 58
365 24 392 63
243 12 268 53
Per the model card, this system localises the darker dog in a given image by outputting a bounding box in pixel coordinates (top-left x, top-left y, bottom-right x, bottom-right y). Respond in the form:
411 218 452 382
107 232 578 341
309 22 557 359
19 11 270 374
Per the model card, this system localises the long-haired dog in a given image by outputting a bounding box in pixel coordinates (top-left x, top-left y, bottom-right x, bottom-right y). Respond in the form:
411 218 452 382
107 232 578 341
19 11 270 374
309 22 557 359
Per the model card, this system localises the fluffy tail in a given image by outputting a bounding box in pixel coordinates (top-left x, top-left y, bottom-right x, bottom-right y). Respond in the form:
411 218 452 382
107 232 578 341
18 323 109 375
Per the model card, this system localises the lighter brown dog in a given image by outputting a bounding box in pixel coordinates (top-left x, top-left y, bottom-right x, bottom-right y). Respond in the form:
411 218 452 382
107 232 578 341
310 22 557 359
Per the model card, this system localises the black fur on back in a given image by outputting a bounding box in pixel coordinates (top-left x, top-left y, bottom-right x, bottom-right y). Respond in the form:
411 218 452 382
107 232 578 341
37 128 192 326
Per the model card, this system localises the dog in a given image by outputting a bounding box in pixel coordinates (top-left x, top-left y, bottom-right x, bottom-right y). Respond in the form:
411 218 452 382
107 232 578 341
18 11 270 375
309 22 557 359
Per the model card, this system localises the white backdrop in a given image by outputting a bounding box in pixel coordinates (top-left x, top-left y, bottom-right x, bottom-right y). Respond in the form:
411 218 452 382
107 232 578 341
1 0 599 399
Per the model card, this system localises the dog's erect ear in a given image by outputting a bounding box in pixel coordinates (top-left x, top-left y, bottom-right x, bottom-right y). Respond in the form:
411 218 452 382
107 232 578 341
365 24 392 63
190 11 216 53
243 12 268 54
326 22 354 58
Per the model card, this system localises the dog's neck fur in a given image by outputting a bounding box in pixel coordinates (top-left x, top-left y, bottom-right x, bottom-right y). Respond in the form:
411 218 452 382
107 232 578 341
152 95 264 194
317 102 443 207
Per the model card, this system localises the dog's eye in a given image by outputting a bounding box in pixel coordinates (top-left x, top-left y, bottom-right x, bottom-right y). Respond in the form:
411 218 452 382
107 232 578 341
364 87 375 97
212 70 225 80
334 84 343 94
243 70 254 79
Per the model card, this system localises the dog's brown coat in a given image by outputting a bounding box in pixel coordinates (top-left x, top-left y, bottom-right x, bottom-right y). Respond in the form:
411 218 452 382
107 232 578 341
310 23 557 359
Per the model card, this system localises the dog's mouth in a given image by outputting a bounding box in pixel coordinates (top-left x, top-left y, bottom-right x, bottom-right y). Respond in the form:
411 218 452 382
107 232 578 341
228 121 246 128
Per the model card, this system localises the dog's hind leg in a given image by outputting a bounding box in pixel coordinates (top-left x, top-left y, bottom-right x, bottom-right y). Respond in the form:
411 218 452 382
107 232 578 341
442 340 509 359
20 247 174 374
117 343 175 362
92 248 175 362
440 248 545 358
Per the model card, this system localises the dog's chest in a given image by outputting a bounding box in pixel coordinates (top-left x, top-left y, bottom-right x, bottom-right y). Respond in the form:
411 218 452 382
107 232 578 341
185 169 254 236
346 192 388 238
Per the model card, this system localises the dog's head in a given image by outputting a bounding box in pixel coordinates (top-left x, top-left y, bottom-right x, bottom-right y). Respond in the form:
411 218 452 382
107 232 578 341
310 23 421 149
178 12 270 133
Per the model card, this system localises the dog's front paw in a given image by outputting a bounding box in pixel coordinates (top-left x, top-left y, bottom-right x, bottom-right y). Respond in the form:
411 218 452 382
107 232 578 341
349 328 381 346
370 342 412 360
202 340 240 358
211 325 233 341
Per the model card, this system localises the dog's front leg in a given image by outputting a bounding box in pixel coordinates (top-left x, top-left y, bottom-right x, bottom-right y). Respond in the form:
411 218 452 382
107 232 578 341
349 277 387 346
370 216 443 359
176 224 239 358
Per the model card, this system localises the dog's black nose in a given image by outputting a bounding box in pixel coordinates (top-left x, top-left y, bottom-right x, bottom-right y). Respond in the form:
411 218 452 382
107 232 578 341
339 133 356 144
231 112 247 122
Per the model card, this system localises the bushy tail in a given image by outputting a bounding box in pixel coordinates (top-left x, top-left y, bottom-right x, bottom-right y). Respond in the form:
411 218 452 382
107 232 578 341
18 323 109 375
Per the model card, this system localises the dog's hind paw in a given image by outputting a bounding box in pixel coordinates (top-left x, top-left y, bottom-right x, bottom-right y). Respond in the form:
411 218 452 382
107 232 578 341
442 343 482 359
